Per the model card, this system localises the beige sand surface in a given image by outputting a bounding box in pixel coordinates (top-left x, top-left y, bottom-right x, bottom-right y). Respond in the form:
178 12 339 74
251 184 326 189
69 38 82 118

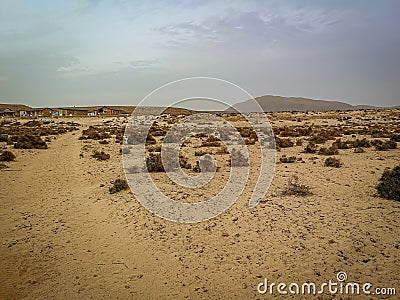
0 111 399 299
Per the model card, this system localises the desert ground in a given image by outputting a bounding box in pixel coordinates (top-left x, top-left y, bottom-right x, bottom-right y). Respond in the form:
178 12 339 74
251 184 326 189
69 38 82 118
0 109 399 299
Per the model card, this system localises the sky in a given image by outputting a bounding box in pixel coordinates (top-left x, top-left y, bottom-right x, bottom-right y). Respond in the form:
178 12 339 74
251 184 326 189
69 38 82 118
0 0 399 108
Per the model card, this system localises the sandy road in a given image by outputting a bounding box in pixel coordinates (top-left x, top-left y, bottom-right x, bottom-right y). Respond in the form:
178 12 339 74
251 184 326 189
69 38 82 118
0 131 141 299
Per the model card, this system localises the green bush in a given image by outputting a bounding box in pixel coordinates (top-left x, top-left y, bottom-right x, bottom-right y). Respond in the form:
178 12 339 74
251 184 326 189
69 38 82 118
377 166 400 201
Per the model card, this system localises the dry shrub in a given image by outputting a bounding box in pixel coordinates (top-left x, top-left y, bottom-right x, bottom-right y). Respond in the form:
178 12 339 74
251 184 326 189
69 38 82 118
92 151 110 161
0 134 9 142
304 142 317 153
179 155 191 169
127 133 146 145
80 126 110 140
230 149 249 167
194 132 208 138
237 127 257 139
390 135 400 142
147 144 162 153
215 146 229 155
280 156 296 163
99 140 109 145
244 138 256 145
0 163 9 169
324 157 342 168
276 137 294 148
318 146 339 156
309 133 329 144
282 175 312 196
24 120 41 127
332 139 350 149
193 154 216 172
278 126 312 137
145 154 164 172
377 166 400 201
195 149 210 157
354 147 365 153
351 138 371 148
109 178 129 194
201 135 221 147
13 135 47 149
0 150 16 162
146 134 157 145
372 140 397 151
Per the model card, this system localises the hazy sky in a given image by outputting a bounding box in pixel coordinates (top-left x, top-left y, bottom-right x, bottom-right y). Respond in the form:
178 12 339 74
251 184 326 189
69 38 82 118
0 0 399 108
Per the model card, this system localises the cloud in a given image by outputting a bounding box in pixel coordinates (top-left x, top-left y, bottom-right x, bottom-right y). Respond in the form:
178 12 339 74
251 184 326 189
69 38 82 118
130 59 160 69
155 6 342 53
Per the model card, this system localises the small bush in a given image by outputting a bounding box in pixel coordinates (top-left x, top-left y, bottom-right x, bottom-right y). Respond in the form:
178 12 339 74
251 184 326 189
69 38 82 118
0 150 16 162
179 155 191 169
309 133 329 144
193 154 216 172
145 154 163 172
350 138 371 148
332 139 350 149
13 135 47 149
92 151 110 161
377 166 400 201
0 134 9 142
390 135 400 142
318 146 339 156
99 140 109 145
0 163 9 169
146 134 157 145
304 142 317 153
230 149 249 167
354 147 364 153
238 127 257 139
215 146 229 155
109 178 129 194
373 140 397 151
201 135 221 147
147 144 162 153
276 137 294 148
282 175 312 196
244 138 256 145
324 157 342 168
280 156 296 163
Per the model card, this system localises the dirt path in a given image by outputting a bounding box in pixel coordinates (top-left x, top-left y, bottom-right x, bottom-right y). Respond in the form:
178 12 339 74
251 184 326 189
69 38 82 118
0 131 139 299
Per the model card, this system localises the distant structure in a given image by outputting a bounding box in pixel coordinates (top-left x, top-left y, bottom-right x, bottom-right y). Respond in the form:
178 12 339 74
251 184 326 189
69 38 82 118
0 105 128 118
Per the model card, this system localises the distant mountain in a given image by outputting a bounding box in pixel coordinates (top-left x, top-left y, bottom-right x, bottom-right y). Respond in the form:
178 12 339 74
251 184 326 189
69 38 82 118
227 95 393 112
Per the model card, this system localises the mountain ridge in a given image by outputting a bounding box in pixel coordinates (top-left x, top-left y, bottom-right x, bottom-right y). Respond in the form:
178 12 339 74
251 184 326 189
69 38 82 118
227 95 398 112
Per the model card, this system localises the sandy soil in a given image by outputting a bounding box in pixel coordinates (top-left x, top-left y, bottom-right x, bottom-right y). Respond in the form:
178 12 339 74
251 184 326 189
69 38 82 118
1 111 399 299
